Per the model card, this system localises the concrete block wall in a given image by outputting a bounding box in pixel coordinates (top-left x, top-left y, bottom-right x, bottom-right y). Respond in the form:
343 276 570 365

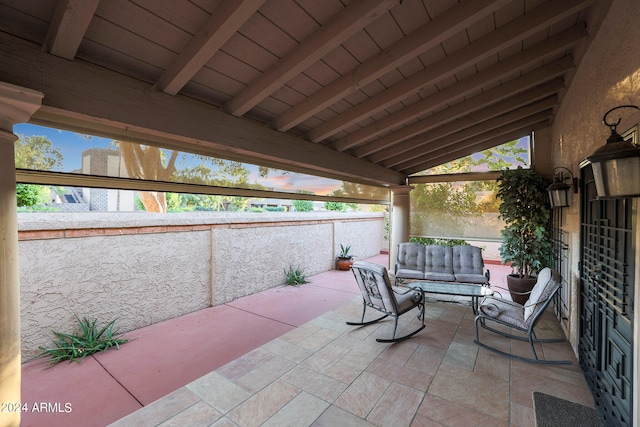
18 212 385 358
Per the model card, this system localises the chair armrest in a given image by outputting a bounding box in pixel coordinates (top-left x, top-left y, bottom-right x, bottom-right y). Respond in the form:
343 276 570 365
393 286 420 296
481 295 524 310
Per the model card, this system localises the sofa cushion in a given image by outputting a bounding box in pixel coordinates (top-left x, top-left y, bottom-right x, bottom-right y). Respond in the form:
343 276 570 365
397 242 425 271
523 268 560 324
424 245 453 274
479 297 526 329
396 268 424 280
454 273 487 284
424 271 456 282
452 245 484 275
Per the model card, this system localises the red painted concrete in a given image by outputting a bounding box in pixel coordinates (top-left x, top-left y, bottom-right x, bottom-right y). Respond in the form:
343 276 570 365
20 356 141 427
20 255 382 427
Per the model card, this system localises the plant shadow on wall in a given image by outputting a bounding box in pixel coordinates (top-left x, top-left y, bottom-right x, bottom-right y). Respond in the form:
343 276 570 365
32 316 129 367
496 167 552 305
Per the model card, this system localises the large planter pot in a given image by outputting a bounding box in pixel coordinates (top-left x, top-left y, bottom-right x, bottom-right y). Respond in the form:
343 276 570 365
335 257 354 271
507 274 537 305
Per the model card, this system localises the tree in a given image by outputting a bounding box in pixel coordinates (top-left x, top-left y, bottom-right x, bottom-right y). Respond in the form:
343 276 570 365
16 184 46 207
173 158 255 211
15 135 63 170
117 141 179 213
14 135 63 208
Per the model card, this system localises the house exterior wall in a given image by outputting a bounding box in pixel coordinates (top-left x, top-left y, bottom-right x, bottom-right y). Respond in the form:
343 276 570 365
18 212 385 359
549 0 640 421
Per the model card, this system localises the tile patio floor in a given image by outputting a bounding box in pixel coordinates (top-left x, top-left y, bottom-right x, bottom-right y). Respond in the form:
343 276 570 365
20 254 596 427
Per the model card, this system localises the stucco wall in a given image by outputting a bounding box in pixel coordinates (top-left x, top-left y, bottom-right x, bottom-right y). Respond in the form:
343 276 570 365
18 212 384 358
550 0 640 353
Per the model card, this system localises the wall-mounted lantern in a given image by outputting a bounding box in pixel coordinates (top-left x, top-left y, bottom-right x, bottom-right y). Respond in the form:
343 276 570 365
587 105 640 198
547 167 578 208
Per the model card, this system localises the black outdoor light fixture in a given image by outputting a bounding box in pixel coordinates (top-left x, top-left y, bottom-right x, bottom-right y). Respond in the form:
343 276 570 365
547 167 578 208
586 104 640 198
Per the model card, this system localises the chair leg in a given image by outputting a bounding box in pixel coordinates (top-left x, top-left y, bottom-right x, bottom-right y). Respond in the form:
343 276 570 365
376 302 426 343
473 315 571 365
345 303 388 327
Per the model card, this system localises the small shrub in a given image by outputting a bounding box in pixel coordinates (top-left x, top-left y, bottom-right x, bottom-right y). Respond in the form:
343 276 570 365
34 316 129 366
284 266 308 286
293 199 313 212
409 237 469 246
325 201 347 211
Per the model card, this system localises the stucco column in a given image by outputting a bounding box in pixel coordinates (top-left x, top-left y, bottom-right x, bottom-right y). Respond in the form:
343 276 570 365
0 82 43 427
389 185 412 271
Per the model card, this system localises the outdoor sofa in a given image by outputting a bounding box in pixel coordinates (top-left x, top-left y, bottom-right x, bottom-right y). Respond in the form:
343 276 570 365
394 242 490 286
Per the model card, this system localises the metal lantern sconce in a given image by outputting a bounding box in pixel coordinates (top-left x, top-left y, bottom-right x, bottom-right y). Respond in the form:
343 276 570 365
547 167 578 208
586 105 640 198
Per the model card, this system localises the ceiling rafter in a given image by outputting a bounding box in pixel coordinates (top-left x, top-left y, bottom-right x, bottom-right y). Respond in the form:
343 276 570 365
334 26 584 153
368 79 564 163
0 0 605 186
44 0 100 59
353 58 572 159
403 120 550 175
154 0 265 95
223 0 398 117
392 113 553 172
270 0 510 132
312 0 591 145
382 97 558 168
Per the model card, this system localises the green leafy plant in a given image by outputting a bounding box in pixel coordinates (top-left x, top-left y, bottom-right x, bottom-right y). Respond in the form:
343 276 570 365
35 316 129 365
293 199 314 212
325 201 347 211
337 244 352 259
496 167 551 278
409 237 469 246
284 266 308 286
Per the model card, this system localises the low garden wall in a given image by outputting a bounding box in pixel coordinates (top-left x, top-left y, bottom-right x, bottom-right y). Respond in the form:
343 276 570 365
18 211 385 359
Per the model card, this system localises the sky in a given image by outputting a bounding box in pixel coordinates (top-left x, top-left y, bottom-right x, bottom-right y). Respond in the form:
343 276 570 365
13 123 345 195
14 123 529 195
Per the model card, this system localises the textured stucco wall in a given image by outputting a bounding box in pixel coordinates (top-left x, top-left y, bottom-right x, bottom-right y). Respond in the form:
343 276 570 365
18 212 384 358
19 231 212 359
550 0 640 353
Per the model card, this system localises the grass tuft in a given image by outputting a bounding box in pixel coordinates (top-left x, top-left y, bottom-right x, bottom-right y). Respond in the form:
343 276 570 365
284 266 308 286
35 315 129 366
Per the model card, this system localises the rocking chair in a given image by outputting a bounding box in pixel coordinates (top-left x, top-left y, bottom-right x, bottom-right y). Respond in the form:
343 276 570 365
474 267 571 364
348 261 425 343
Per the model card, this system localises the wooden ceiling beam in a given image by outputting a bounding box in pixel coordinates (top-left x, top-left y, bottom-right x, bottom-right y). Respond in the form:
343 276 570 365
154 0 265 96
397 115 551 174
353 58 571 158
337 31 580 154
368 80 564 163
43 0 100 59
224 0 397 117
0 31 404 186
320 0 590 145
402 120 549 175
270 0 510 132
384 102 556 168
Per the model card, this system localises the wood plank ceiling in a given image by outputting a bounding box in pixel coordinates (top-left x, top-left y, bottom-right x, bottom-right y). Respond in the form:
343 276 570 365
0 0 603 186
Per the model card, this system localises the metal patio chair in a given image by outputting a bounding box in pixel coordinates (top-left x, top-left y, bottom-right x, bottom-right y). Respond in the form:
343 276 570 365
474 267 571 364
347 261 425 343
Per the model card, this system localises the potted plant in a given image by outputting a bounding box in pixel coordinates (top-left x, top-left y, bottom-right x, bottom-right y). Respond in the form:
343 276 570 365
496 167 552 304
335 244 354 271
